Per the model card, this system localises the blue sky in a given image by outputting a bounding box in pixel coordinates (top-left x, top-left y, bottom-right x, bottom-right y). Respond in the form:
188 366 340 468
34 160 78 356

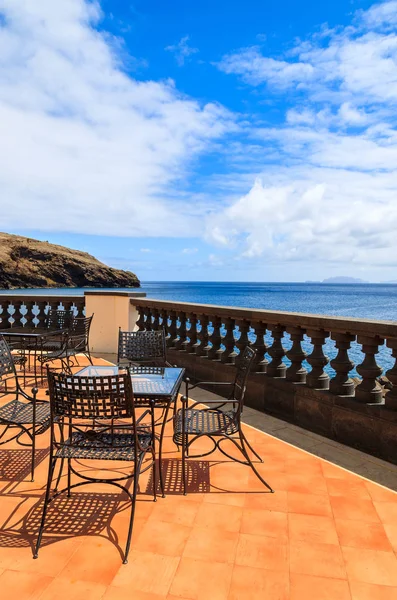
1 0 397 282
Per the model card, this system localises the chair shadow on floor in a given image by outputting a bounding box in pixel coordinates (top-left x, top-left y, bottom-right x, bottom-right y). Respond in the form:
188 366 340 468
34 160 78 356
0 490 133 561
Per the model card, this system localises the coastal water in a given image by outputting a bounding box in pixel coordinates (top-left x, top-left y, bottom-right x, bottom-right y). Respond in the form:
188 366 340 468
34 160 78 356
2 281 397 374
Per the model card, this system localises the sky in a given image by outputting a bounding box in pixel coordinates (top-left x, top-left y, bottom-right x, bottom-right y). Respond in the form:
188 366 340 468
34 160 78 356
0 0 397 283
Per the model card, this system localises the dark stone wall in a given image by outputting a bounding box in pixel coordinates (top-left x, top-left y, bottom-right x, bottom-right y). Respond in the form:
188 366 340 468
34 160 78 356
168 348 397 465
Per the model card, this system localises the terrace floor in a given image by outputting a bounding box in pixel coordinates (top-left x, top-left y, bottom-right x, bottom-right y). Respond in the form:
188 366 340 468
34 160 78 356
0 357 397 599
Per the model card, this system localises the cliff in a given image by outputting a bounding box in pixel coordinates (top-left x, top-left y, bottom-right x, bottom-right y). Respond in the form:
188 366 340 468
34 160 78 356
0 232 140 289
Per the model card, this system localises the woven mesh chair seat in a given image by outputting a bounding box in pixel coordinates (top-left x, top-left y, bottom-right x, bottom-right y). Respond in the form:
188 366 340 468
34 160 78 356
173 408 238 445
39 340 63 352
56 430 152 461
12 355 27 366
0 399 50 427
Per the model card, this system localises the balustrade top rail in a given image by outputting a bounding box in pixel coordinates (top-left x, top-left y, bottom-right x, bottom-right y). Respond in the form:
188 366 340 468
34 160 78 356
132 298 397 339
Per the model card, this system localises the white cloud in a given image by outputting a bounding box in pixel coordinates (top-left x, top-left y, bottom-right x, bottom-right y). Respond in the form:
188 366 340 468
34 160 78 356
0 0 231 237
209 1 397 268
181 247 198 254
140 248 151 253
165 35 198 66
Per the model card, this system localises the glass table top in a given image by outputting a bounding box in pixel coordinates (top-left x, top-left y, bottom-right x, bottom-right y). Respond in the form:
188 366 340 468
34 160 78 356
75 365 184 398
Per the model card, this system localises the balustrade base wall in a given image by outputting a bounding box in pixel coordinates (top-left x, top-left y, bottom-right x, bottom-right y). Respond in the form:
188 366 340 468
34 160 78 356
166 348 397 466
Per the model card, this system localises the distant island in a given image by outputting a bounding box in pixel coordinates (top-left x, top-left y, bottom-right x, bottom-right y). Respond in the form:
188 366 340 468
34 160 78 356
322 276 368 284
0 232 140 289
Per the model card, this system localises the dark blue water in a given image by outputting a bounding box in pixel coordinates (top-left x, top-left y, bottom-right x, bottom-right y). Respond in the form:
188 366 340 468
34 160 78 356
2 282 397 374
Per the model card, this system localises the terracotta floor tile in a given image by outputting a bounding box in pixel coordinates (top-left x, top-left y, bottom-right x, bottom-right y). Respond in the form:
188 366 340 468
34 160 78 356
203 492 246 507
0 569 53 600
241 508 288 539
321 462 356 480
327 477 371 499
374 501 397 525
104 587 166 600
335 518 393 551
111 550 179 595
58 537 123 586
183 527 238 563
169 557 233 600
364 482 397 503
290 573 351 600
228 565 289 600
286 473 329 495
290 541 346 579
287 492 333 516
149 496 200 526
193 502 243 532
244 490 288 512
134 519 191 557
330 496 381 523
235 533 289 571
288 513 339 545
349 580 397 600
38 577 107 600
383 523 397 553
342 546 397 586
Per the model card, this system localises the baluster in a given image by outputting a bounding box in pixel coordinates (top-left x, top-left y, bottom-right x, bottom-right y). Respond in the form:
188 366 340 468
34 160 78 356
196 314 210 357
168 311 178 348
152 308 160 331
286 327 307 383
185 313 198 353
355 335 383 403
175 312 187 350
306 329 330 389
385 338 397 410
159 309 171 345
267 325 286 378
6 301 14 326
207 316 223 360
251 321 268 372
329 333 355 396
236 319 250 364
145 307 154 331
221 317 237 365
35 301 47 328
136 306 146 331
13 300 24 328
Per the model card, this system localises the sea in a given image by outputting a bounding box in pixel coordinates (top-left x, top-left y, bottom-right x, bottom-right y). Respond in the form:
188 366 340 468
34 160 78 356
1 281 397 375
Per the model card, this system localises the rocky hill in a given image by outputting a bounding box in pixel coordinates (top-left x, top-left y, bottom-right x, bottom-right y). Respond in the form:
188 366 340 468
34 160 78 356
0 232 140 289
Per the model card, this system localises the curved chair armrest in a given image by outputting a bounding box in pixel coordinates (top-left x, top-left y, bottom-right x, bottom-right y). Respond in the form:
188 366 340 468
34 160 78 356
188 398 239 409
187 381 234 391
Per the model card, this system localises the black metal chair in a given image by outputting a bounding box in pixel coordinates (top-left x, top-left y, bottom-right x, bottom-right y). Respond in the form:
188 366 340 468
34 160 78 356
117 329 171 367
38 314 94 372
173 346 273 495
34 368 156 564
0 336 50 481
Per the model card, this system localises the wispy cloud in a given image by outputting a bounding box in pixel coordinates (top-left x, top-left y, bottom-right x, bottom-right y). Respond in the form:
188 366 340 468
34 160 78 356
181 247 198 254
0 1 231 237
209 1 397 268
165 35 198 66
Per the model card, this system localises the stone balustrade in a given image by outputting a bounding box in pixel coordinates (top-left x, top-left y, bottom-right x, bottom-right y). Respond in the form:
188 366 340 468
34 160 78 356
0 294 86 328
132 297 397 411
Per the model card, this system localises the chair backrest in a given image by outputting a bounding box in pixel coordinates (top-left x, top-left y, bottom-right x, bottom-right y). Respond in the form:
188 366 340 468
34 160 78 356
233 346 256 408
47 369 134 420
68 315 93 350
44 309 73 330
0 335 17 382
118 329 167 364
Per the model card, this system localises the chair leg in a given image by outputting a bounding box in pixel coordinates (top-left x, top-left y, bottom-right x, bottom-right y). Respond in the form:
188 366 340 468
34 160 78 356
123 458 142 564
67 458 71 497
31 428 36 482
238 429 273 493
240 429 263 463
34 457 56 558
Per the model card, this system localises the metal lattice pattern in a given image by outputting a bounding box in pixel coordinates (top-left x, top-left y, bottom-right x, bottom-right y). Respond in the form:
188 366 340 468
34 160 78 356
0 400 50 426
234 346 256 402
55 430 151 461
118 330 166 363
173 409 238 445
0 336 15 379
48 371 134 420
44 309 73 331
